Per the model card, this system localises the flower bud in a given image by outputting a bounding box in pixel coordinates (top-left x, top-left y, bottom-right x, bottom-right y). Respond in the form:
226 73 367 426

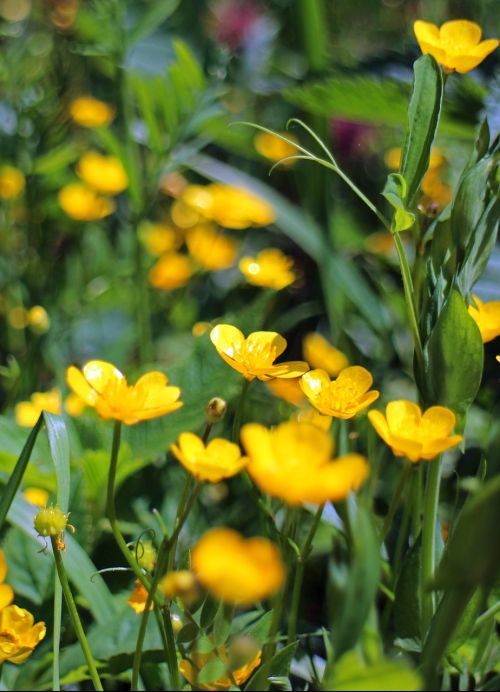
159 570 199 606
135 540 157 572
171 613 183 635
33 505 69 537
205 397 227 423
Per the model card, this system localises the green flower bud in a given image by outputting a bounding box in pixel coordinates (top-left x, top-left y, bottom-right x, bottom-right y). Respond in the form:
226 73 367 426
135 540 157 572
33 505 69 537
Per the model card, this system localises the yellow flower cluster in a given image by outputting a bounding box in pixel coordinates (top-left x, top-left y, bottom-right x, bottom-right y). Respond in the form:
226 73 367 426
239 248 297 290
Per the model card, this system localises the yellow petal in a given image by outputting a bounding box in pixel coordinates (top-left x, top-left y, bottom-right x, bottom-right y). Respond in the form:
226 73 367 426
309 454 369 503
385 400 421 434
452 54 492 73
0 584 14 610
367 410 392 447
210 324 245 356
414 20 440 46
260 360 309 380
300 369 331 399
245 331 287 362
439 19 482 46
336 366 374 395
422 406 456 437
471 38 499 58
0 550 6 582
422 435 463 460
241 423 273 461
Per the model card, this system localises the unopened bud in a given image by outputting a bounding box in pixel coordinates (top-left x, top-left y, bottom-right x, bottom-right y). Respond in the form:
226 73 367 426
159 570 199 606
205 397 227 424
34 505 70 537
135 540 157 572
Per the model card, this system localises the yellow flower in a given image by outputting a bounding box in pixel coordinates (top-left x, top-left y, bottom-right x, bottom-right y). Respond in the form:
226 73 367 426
300 367 379 419
414 20 498 73
468 295 500 343
210 324 309 381
192 528 285 606
0 605 46 664
266 377 305 405
77 151 128 195
23 487 49 508
186 224 238 271
192 321 212 337
303 333 349 377
181 183 275 229
58 183 115 221
241 421 368 505
0 550 14 611
420 169 452 212
385 146 445 171
254 131 299 165
148 253 194 291
138 221 181 257
7 307 29 330
159 570 199 604
368 401 462 462
293 407 332 431
180 646 261 691
15 388 62 428
239 248 296 290
69 96 115 128
170 199 202 228
0 166 25 199
171 433 248 482
66 360 182 425
128 581 153 615
64 392 87 417
27 306 50 334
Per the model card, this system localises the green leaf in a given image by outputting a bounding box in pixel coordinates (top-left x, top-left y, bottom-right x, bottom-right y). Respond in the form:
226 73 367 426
2 527 53 604
424 288 483 426
0 415 44 531
399 55 443 207
433 476 500 590
177 622 199 644
127 0 180 46
382 173 415 231
394 538 422 640
324 651 422 691
213 603 232 646
32 143 81 175
199 597 219 629
197 658 228 685
246 642 298 690
44 413 70 512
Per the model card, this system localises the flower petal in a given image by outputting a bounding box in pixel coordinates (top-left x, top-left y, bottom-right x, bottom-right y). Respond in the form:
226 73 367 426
210 324 245 356
300 369 331 399
439 19 481 46
0 584 14 610
336 366 373 395
367 410 392 447
414 20 440 46
422 406 457 437
245 331 287 362
82 360 125 395
385 400 421 434
66 366 99 406
259 360 309 380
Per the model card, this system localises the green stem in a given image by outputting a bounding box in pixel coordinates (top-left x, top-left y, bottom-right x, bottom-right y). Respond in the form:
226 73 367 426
153 604 179 689
51 538 103 692
232 378 251 442
474 599 500 631
261 590 284 692
411 461 424 540
421 456 442 635
167 476 192 571
380 461 412 542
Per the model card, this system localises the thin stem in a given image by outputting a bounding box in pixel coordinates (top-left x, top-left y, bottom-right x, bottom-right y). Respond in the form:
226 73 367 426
421 456 442 635
261 590 284 692
474 599 500 631
411 464 424 540
232 378 251 442
380 461 412 542
167 483 202 569
167 475 192 571
51 538 103 692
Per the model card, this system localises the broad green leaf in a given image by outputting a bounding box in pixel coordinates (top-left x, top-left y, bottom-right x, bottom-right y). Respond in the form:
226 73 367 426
324 651 422 691
399 55 443 207
394 538 422 640
2 527 53 604
382 173 415 231
246 642 298 690
424 289 483 426
197 658 228 685
44 413 70 512
127 0 180 46
213 603 232 646
199 597 219 629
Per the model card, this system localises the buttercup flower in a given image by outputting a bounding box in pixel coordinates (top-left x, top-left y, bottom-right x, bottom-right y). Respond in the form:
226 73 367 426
293 407 332 431
171 433 248 482
64 393 87 417
23 487 49 508
210 325 309 381
254 131 299 165
301 367 379 419
303 333 349 377
241 421 368 505
170 199 202 228
186 224 238 270
181 183 275 229
15 388 62 428
66 361 182 425
138 221 181 257
192 321 212 337
0 606 46 664
34 505 70 537
192 528 285 605
180 645 261 691
385 146 445 171
0 166 25 199
148 253 194 291
77 151 128 195
0 550 14 611
414 20 498 73
58 183 115 221
468 295 500 343
27 306 50 334
239 248 296 290
159 570 199 604
368 401 462 462
128 581 152 615
69 96 115 128
267 377 305 406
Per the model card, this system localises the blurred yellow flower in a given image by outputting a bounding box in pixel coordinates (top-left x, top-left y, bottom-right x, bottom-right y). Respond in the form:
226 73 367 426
66 361 182 425
186 224 238 270
64 392 87 417
27 306 50 334
266 377 305 405
77 151 128 195
303 333 349 377
385 146 445 171
138 221 181 257
0 166 25 199
192 321 212 337
128 581 152 615
241 421 368 505
293 406 332 431
180 646 261 690
239 248 296 290
0 550 14 611
69 96 115 128
7 307 29 330
420 170 452 212
170 199 201 228
210 324 309 381
254 131 299 165
181 183 275 229
159 570 199 604
192 528 285 605
365 231 396 257
414 19 498 73
0 605 46 664
58 183 115 221
301 367 379 419
15 388 62 428
171 433 248 482
148 253 194 291
368 401 462 462
468 295 500 343
23 487 49 508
